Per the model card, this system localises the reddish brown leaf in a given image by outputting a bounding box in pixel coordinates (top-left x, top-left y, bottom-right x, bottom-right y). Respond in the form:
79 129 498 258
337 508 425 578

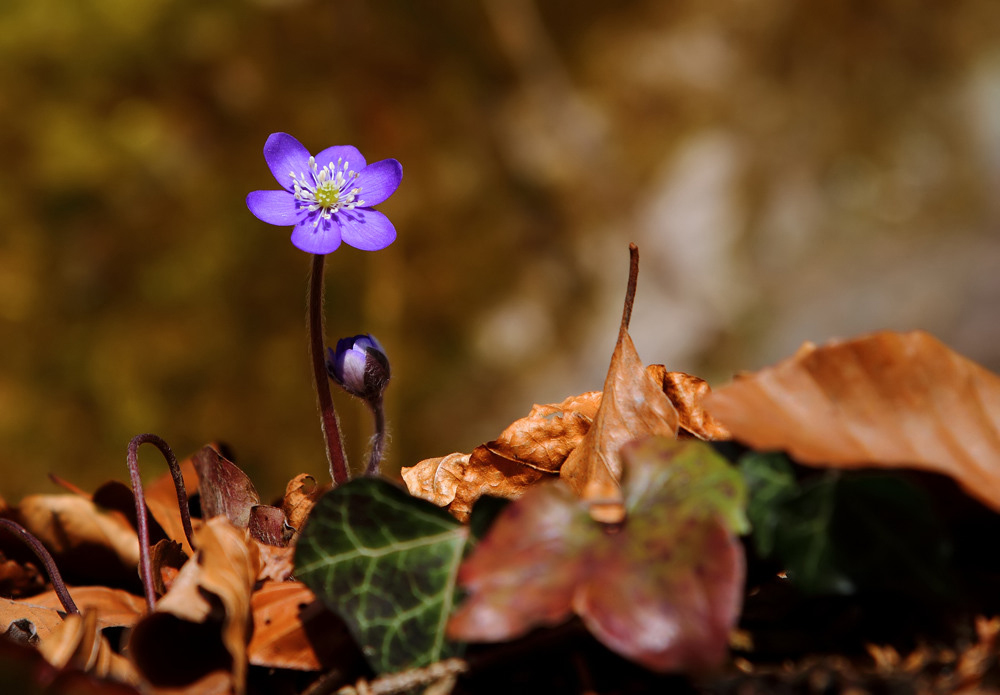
192 446 261 529
449 437 747 673
0 551 45 597
248 505 291 547
705 330 1000 513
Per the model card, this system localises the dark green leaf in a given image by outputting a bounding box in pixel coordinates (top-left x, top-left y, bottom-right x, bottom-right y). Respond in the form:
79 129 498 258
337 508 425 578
740 452 955 598
294 478 468 674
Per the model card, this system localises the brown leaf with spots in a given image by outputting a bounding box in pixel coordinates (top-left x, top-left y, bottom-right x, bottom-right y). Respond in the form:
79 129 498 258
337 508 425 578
247 581 357 672
705 330 1000 514
559 246 678 522
129 517 260 694
0 595 64 641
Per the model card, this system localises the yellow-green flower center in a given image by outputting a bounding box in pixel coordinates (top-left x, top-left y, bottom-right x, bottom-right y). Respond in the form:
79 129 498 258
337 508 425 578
289 156 365 226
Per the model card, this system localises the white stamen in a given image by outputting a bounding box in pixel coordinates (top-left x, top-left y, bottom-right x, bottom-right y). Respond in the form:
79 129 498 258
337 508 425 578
290 156 364 228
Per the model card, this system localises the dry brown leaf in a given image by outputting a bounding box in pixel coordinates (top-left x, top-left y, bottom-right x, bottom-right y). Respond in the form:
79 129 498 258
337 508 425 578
401 393 600 521
145 670 233 695
402 450 552 523
0 595 64 640
646 365 731 440
247 581 355 671
253 540 295 583
0 551 45 597
560 329 679 523
484 391 602 473
37 610 140 685
144 451 201 555
705 330 1000 513
21 586 145 630
130 517 260 694
16 494 140 585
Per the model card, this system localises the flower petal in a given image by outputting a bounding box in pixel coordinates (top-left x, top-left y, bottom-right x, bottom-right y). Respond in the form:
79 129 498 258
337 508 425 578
263 133 312 190
354 159 402 207
338 208 397 251
290 216 343 255
246 190 301 226
313 146 366 174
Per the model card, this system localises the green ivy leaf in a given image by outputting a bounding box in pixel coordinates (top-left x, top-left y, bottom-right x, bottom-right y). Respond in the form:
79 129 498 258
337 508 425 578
294 478 468 674
740 452 955 598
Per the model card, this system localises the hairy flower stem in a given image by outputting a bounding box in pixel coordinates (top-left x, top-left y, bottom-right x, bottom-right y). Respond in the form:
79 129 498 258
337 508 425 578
365 397 387 477
309 253 350 485
0 519 78 615
126 433 195 611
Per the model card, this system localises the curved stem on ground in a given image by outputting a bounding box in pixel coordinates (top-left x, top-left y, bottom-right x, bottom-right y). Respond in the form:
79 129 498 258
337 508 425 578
309 253 350 485
126 433 194 611
0 519 78 615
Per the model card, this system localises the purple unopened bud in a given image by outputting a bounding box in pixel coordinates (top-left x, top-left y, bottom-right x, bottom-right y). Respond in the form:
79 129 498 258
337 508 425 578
326 334 390 405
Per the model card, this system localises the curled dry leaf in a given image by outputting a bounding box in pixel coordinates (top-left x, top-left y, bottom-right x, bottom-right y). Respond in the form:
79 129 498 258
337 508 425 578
129 517 260 694
705 331 1000 513
401 393 600 522
283 474 326 534
646 365 730 440
37 610 140 685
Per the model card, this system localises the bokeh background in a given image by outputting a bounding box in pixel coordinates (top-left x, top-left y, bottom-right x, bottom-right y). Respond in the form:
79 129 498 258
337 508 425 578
2 0 999 501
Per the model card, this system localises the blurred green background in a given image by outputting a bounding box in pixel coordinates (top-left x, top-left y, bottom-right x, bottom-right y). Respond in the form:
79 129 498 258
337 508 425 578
1 0 999 501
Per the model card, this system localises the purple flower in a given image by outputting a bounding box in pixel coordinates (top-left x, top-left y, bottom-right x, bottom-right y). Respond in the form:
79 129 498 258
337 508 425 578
327 334 390 404
246 133 403 254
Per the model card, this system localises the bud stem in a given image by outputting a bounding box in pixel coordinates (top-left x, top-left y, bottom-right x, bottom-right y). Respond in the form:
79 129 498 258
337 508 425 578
365 397 387 477
309 253 350 486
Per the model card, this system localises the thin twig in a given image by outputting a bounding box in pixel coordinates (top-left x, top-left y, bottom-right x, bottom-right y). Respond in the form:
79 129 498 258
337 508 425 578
620 242 639 336
0 519 78 615
309 253 350 485
126 433 194 611
336 658 469 695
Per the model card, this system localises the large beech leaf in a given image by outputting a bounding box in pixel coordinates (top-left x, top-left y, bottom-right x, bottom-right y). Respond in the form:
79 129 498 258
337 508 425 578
705 330 1000 513
740 452 955 598
294 478 468 674
449 437 747 673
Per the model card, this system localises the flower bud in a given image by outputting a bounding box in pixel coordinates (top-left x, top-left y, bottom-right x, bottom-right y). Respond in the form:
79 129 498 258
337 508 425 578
326 334 390 405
